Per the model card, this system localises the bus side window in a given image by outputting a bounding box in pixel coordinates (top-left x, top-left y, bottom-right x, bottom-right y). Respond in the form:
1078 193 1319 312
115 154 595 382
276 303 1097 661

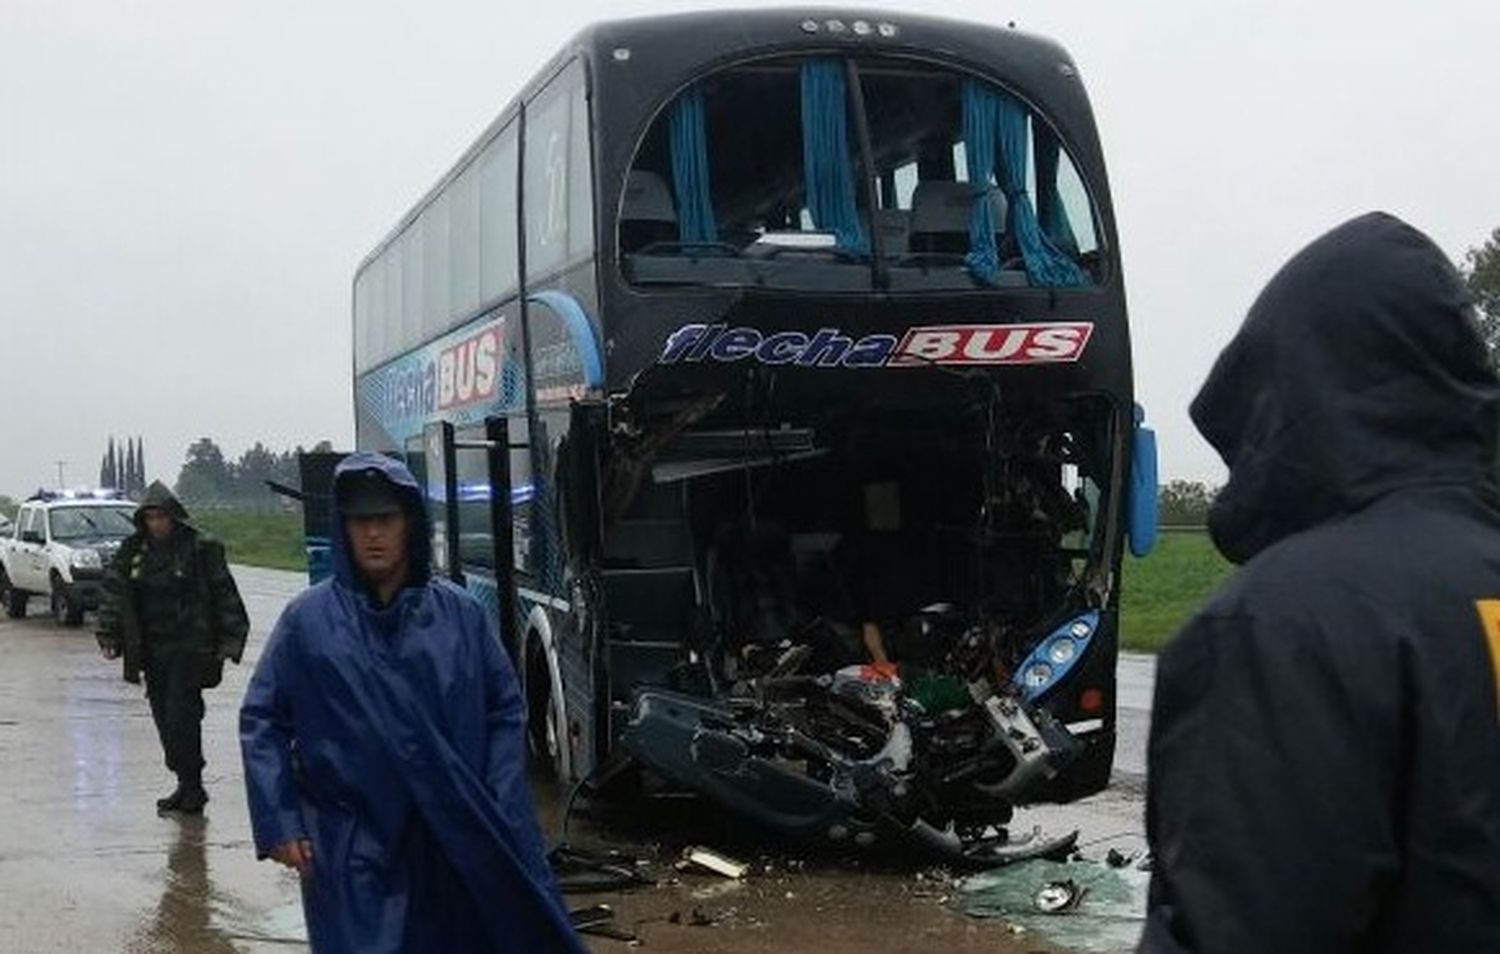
524 59 592 283
480 121 520 305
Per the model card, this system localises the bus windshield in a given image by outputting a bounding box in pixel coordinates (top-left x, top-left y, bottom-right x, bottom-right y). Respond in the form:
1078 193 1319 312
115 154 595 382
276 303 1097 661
621 55 1101 292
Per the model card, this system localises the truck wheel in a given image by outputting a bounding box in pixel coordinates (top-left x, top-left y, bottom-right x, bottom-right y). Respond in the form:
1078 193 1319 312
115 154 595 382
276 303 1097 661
51 576 83 628
1 569 26 619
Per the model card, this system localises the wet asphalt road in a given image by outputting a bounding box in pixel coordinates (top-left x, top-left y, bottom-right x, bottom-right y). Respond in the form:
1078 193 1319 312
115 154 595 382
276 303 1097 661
0 567 1152 953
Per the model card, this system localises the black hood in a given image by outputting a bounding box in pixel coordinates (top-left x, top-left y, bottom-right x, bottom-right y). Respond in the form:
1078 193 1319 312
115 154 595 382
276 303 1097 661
1192 212 1500 564
134 480 190 529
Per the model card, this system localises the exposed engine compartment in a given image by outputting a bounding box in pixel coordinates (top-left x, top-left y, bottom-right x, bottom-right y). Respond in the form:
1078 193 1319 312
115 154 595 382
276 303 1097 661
600 384 1121 863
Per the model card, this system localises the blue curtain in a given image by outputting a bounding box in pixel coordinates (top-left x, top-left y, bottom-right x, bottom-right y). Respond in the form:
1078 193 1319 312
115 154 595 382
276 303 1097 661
1033 126 1080 259
962 85 1002 283
961 81 1086 287
1128 404 1159 558
799 60 867 253
669 87 718 244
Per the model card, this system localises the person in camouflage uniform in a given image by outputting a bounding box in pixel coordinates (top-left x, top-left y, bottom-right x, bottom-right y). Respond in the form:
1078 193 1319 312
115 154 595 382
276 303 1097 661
98 481 249 814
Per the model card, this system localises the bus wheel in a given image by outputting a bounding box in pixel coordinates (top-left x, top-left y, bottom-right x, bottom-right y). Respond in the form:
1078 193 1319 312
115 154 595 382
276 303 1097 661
526 639 563 780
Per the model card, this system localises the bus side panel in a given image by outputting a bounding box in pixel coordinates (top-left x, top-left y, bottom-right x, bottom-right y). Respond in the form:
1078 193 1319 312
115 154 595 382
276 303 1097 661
353 301 528 454
524 263 603 781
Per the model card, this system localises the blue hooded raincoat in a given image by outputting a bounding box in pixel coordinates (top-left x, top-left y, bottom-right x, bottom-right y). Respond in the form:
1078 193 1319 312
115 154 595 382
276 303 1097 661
239 453 586 954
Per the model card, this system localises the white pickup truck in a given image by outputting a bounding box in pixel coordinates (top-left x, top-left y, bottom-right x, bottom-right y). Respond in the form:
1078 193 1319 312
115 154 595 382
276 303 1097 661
0 491 138 626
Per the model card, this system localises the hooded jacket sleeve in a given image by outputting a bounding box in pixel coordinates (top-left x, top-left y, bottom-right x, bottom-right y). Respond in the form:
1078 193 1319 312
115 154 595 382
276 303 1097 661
197 536 250 662
1141 605 1404 954
96 540 129 655
240 608 306 858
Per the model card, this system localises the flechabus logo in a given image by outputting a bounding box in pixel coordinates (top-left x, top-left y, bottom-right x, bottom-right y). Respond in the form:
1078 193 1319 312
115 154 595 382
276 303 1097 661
659 321 1093 369
373 318 505 424
889 322 1093 366
436 325 501 410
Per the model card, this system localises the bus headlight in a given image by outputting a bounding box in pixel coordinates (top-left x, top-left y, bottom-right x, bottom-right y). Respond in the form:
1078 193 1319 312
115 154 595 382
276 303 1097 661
1046 637 1077 666
1013 610 1101 703
1023 662 1054 689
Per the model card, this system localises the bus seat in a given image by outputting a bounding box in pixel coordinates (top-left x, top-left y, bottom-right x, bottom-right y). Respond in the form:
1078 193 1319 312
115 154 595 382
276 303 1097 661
909 181 1006 255
874 208 910 256
621 169 679 252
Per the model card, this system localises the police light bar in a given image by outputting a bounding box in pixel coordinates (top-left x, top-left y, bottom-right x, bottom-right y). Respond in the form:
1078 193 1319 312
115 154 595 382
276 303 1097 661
26 487 127 502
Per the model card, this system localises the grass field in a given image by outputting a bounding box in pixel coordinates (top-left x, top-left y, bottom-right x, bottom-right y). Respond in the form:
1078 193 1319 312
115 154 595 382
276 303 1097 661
199 511 1231 653
193 510 307 573
1119 529 1234 653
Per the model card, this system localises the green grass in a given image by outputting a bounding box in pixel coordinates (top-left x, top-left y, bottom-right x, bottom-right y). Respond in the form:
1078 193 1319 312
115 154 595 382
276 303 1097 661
1119 529 1234 653
192 510 307 573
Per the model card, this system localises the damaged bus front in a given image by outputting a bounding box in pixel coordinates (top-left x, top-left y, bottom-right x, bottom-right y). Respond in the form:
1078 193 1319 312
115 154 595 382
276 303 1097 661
587 13 1155 864
345 11 1156 865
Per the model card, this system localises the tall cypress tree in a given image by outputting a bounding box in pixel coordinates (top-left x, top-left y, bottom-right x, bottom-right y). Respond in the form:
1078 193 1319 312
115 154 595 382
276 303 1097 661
135 437 145 493
106 437 119 489
129 439 140 494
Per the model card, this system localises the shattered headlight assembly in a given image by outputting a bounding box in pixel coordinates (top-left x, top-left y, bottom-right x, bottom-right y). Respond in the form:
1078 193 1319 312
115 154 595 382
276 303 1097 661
1013 610 1100 703
70 548 101 570
1022 661 1055 689
1046 637 1077 666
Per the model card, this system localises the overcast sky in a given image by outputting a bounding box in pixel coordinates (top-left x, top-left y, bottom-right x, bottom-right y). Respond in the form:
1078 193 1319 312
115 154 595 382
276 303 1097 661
2 0 1496 499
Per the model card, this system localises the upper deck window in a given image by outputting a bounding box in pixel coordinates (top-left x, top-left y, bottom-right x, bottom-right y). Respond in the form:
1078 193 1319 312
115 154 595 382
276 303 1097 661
526 59 594 282
621 56 1101 293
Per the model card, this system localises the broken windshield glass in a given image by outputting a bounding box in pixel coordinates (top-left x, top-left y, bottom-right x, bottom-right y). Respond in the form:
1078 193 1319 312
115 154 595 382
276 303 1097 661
620 55 1102 291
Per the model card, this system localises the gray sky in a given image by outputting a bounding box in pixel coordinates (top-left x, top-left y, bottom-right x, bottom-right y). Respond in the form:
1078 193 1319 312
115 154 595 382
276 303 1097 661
2 0 1496 499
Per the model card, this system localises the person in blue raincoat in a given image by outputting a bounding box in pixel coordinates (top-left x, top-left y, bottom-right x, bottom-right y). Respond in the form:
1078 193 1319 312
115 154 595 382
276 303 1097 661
239 453 586 954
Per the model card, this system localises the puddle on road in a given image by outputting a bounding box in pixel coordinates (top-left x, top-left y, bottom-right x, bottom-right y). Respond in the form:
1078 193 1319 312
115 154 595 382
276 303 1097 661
210 899 307 947
960 857 1149 953
112 817 308 953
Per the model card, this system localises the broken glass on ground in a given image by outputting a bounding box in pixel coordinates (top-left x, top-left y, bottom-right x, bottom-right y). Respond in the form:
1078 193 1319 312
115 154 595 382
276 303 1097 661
959 857 1149 953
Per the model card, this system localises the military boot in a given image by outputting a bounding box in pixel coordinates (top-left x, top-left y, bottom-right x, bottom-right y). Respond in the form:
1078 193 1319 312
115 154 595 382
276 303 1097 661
174 775 209 815
155 782 185 813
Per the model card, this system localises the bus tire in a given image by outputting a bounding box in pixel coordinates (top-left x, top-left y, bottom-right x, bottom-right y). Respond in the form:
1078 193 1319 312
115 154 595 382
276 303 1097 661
526 637 564 781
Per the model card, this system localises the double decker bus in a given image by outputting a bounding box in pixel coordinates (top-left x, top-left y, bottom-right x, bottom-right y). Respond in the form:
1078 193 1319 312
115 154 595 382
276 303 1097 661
336 9 1157 862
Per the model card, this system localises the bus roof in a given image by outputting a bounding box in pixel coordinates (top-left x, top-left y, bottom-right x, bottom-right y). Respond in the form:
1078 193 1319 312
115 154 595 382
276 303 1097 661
354 9 1098 277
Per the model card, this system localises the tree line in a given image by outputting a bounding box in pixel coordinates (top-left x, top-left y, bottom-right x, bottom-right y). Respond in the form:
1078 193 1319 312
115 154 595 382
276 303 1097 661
99 436 147 496
1466 227 1500 370
173 437 333 511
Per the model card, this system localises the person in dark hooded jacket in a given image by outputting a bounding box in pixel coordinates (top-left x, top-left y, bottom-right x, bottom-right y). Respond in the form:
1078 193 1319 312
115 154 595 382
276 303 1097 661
1141 213 1500 953
239 453 585 954
98 480 250 815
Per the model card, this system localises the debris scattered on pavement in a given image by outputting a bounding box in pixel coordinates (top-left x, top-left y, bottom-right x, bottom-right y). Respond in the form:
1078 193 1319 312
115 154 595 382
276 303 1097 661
552 844 655 893
960 856 1150 953
690 879 747 902
677 845 750 879
569 903 639 942
1033 879 1086 913
689 906 722 926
